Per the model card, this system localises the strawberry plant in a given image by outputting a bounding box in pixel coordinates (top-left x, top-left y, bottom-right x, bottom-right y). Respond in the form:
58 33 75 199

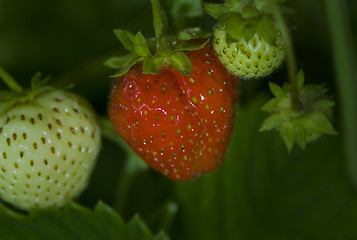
0 0 356 239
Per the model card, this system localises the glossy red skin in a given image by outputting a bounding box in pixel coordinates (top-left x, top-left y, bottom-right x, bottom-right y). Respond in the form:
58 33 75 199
109 42 239 181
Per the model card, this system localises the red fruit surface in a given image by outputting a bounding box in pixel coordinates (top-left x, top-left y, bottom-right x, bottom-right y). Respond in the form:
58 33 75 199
109 42 239 181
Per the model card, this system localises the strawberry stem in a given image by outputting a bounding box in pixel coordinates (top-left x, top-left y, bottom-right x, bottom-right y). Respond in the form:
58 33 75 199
0 66 24 93
271 3 300 111
326 0 357 188
151 0 171 55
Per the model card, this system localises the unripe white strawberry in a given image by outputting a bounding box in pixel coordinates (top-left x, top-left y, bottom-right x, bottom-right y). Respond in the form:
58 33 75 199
0 88 101 210
213 24 285 79
204 0 288 79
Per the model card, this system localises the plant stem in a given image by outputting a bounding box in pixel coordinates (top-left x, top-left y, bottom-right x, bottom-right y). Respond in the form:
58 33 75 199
271 3 300 110
0 66 24 93
325 0 357 188
151 0 170 55
152 0 164 46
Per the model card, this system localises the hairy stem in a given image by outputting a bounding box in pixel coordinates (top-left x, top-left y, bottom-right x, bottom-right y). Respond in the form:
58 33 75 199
271 3 300 110
151 0 170 55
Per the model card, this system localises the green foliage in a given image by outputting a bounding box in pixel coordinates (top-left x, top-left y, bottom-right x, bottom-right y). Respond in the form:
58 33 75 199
174 95 357 240
0 201 169 240
203 3 225 19
105 27 207 76
104 54 141 77
326 0 357 189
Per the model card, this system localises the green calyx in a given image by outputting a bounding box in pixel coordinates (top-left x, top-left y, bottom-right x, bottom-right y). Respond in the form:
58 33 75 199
259 70 338 152
105 0 209 78
104 29 208 77
0 66 53 116
222 13 279 46
205 0 290 46
204 0 288 19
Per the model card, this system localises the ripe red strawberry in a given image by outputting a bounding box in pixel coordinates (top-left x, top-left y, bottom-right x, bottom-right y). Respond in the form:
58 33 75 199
109 42 238 181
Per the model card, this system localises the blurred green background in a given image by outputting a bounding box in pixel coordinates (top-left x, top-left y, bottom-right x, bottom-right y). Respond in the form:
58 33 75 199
0 0 357 239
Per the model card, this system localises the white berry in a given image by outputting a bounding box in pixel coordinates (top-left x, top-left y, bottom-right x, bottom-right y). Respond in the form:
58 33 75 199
0 89 101 210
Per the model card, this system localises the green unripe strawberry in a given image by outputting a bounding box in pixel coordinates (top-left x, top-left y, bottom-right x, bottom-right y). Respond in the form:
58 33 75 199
213 24 285 78
205 0 288 79
0 88 101 210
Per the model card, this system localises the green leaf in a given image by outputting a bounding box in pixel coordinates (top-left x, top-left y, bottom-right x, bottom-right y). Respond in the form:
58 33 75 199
0 66 23 93
127 215 153 240
104 54 134 69
296 70 305 92
31 72 51 90
154 231 171 240
176 28 211 42
268 81 285 98
221 14 245 41
31 72 43 89
203 3 225 19
105 54 142 77
114 29 136 53
142 57 166 75
168 51 192 76
177 31 192 41
133 32 152 57
260 98 281 112
314 99 336 116
256 17 276 46
0 202 169 240
174 94 357 240
242 22 258 41
295 127 308 149
303 112 338 135
259 113 282 132
296 71 305 89
222 14 261 42
280 123 295 152
175 38 209 51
